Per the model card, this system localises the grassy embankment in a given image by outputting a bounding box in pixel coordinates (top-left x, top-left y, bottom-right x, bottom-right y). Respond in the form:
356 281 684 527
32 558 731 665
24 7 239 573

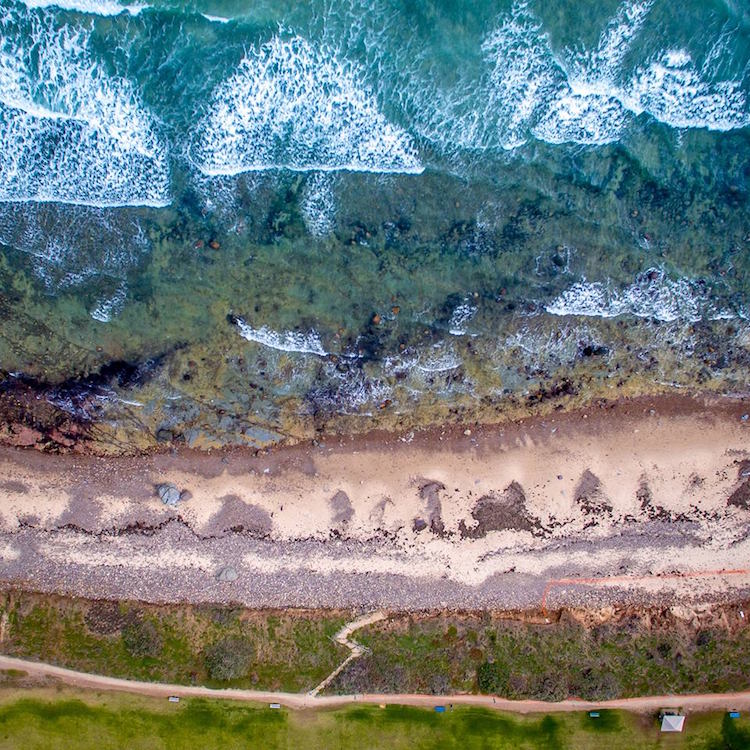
332 610 750 699
2 592 749 700
0 591 348 692
0 687 749 750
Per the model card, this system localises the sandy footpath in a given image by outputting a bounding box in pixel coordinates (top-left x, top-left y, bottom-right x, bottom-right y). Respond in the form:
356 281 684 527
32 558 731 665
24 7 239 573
0 394 749 610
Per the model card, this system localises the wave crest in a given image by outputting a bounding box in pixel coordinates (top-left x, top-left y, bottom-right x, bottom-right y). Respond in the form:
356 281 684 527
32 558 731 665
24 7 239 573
192 34 422 176
546 269 735 322
18 0 143 16
233 317 328 356
0 9 169 207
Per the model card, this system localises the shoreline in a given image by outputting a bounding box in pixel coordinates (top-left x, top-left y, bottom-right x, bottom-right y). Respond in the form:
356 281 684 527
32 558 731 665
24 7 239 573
1 392 749 610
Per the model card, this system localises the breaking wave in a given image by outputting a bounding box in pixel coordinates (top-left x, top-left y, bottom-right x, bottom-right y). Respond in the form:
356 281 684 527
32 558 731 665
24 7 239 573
18 0 144 15
200 13 229 24
0 7 169 207
233 317 328 356
192 34 422 175
546 269 735 322
413 0 748 152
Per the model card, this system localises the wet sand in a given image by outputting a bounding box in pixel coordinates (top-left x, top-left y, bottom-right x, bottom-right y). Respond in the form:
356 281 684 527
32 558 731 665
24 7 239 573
1 394 749 610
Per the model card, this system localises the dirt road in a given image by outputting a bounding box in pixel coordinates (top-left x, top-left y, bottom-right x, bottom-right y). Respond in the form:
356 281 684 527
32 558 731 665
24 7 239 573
2 654 748 715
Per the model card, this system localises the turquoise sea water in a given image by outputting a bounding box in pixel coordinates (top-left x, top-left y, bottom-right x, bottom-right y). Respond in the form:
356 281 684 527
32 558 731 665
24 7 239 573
0 0 748 446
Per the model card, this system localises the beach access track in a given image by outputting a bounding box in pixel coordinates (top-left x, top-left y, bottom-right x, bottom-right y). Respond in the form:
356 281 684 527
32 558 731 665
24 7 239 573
1 653 749 715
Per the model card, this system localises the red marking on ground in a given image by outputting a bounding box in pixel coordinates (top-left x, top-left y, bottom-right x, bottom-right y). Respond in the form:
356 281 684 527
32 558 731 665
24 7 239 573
540 568 749 613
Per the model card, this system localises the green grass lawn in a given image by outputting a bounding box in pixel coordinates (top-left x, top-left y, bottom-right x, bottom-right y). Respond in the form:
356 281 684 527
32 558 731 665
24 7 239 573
0 688 748 750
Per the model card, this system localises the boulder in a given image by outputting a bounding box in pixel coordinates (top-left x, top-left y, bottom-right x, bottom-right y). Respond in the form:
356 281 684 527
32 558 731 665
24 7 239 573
216 566 238 582
157 483 181 506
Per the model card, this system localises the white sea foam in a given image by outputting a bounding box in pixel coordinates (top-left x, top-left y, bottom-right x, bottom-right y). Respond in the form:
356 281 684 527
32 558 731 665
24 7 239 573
19 0 144 15
576 0 654 83
448 301 477 336
533 89 628 145
234 318 328 356
0 202 148 289
546 269 734 323
300 172 336 237
622 49 749 131
201 13 230 24
415 345 462 373
0 9 169 207
90 283 127 322
502 323 602 371
417 0 748 153
193 34 422 175
324 366 393 414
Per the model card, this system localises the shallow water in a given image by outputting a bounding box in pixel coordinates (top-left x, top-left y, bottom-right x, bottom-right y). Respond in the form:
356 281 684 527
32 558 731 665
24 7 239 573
0 0 748 447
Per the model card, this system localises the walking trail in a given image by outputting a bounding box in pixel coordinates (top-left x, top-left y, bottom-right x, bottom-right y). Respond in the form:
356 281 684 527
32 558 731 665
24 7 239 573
308 610 388 697
2 654 749 715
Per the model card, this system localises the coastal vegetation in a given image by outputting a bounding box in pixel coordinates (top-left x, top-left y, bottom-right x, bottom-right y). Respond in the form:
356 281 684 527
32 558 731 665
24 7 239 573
333 610 750 699
2 591 748 701
0 591 347 692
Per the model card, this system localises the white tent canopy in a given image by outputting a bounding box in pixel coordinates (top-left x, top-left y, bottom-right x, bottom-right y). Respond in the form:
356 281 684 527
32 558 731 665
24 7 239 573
661 714 685 732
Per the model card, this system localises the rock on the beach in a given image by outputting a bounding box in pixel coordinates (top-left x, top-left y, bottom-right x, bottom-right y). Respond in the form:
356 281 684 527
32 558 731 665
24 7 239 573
157 483 181 506
156 429 173 443
216 566 238 582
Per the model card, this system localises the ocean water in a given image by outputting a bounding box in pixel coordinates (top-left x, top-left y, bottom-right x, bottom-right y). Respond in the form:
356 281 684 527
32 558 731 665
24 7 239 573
0 0 748 446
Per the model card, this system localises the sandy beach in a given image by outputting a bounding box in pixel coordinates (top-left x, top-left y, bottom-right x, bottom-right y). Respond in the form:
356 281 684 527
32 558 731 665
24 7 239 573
1 394 749 611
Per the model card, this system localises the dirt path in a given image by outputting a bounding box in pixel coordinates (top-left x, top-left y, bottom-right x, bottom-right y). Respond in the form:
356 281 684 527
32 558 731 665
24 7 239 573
308 610 388 697
2 654 749 715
